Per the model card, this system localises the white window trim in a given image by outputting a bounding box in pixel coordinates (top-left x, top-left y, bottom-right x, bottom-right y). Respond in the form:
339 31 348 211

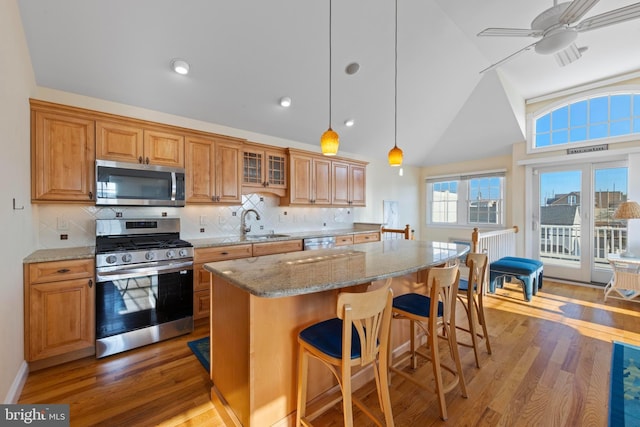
426 169 506 229
526 85 640 156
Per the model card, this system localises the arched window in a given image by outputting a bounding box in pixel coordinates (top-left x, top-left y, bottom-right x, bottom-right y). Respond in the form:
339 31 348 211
532 92 640 150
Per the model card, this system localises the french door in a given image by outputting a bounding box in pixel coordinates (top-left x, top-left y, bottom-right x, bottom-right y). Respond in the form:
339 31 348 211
532 161 628 284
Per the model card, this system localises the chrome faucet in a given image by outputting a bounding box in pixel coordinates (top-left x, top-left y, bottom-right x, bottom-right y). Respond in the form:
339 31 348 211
241 209 261 236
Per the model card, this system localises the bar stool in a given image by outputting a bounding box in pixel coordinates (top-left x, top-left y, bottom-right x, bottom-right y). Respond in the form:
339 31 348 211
389 263 467 421
456 252 492 368
296 279 395 427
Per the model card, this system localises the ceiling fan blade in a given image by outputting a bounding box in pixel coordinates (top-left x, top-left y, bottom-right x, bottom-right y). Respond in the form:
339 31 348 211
479 41 538 74
576 2 640 32
477 27 543 37
555 43 583 66
559 0 601 25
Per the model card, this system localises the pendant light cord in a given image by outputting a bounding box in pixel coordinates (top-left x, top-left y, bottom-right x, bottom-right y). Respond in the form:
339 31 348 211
329 0 333 129
394 0 398 148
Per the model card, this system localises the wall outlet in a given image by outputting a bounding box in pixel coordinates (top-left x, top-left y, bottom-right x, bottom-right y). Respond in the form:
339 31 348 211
279 213 290 223
56 217 69 230
200 215 208 226
218 216 227 225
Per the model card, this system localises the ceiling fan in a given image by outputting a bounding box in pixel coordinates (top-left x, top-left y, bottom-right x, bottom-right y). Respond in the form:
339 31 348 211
478 0 640 73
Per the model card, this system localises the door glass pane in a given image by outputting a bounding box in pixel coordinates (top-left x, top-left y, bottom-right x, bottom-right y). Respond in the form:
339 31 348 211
594 167 628 268
539 170 581 268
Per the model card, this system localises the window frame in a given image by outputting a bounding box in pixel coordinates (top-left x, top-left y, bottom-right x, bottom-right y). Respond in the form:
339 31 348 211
426 171 505 228
527 86 640 155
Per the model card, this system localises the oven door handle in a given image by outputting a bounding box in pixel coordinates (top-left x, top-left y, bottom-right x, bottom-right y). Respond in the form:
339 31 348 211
96 261 193 281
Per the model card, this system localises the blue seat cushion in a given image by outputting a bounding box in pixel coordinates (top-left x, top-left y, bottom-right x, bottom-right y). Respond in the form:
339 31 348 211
490 259 539 275
393 293 443 318
458 278 476 292
299 318 361 359
500 256 543 269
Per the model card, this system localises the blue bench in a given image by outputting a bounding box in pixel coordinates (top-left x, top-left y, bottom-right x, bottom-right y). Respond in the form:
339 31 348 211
489 257 544 302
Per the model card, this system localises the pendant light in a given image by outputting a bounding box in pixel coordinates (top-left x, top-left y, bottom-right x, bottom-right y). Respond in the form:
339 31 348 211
388 0 403 167
320 0 339 156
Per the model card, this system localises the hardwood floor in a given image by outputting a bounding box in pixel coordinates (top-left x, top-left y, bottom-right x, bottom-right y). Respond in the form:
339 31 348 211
19 280 640 426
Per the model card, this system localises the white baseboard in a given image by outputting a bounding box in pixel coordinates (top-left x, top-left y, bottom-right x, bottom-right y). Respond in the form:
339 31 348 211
3 361 28 404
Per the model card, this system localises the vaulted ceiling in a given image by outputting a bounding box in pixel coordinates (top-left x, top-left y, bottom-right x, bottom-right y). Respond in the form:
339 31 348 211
17 0 640 166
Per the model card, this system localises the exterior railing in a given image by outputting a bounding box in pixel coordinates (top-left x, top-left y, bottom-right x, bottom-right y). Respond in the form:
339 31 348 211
539 224 627 266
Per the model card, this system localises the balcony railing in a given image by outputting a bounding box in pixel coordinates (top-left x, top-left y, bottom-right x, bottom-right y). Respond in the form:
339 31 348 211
540 224 627 266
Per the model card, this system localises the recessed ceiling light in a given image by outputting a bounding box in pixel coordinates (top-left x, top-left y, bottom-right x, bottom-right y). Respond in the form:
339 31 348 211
345 62 360 75
171 59 190 75
279 97 292 107
344 119 355 127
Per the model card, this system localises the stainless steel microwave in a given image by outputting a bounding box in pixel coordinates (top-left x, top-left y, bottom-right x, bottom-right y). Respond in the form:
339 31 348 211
95 160 186 207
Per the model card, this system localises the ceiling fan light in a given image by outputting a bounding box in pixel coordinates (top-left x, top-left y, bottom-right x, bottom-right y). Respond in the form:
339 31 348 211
320 128 339 156
534 29 577 55
388 145 403 167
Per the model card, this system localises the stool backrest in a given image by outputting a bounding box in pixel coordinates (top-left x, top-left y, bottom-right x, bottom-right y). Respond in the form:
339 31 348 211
466 252 488 295
337 279 393 366
381 224 412 240
426 264 460 332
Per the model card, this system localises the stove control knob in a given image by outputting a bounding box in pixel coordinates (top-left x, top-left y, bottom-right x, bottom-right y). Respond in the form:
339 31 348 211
122 254 132 263
166 250 176 259
106 255 117 264
179 249 188 257
146 252 156 261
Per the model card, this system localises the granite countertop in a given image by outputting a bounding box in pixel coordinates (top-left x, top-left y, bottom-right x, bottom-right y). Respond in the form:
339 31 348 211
23 225 383 263
204 240 469 298
188 225 382 249
23 246 96 264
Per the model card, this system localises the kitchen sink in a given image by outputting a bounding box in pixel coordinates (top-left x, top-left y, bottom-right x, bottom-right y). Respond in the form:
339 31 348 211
245 233 291 240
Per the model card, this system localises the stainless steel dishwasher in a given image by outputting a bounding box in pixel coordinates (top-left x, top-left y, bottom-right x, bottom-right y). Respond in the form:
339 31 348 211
303 236 336 250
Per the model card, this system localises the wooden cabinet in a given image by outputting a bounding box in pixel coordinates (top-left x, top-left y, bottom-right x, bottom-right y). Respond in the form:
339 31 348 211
96 120 184 167
332 160 367 207
252 240 303 256
353 232 381 244
31 103 95 203
24 258 95 367
286 150 332 205
242 142 287 195
185 135 243 204
193 244 253 320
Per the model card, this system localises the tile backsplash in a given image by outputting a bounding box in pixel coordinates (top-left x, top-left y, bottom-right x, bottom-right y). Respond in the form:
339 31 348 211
36 194 355 248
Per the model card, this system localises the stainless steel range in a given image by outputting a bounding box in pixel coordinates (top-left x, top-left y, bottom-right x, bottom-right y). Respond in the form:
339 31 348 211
95 218 194 358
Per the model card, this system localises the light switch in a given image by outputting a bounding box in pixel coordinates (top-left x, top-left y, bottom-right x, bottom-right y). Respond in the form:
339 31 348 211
57 217 69 230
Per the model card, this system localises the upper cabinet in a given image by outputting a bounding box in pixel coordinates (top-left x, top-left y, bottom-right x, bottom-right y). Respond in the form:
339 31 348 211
96 120 184 167
242 142 287 196
185 134 243 204
286 150 332 205
331 160 366 207
284 149 367 207
31 101 96 203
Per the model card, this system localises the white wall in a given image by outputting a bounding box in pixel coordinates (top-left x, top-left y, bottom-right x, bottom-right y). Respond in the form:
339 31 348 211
0 0 36 403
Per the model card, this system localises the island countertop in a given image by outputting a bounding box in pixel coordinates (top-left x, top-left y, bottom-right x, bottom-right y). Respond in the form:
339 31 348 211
204 239 469 298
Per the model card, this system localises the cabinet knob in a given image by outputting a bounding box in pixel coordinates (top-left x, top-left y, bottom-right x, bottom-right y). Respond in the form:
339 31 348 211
88 279 93 288
89 191 93 200
57 268 70 274
145 157 150 164
138 156 143 164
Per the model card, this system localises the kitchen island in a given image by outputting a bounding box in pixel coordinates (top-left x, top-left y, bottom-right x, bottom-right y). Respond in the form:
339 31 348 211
204 239 469 426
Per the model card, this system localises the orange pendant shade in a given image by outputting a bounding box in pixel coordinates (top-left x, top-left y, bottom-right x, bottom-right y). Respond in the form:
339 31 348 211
321 127 339 156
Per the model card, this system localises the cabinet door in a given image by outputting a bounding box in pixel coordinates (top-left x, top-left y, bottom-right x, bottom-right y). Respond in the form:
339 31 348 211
312 158 332 205
215 140 242 203
185 136 216 203
331 161 350 206
96 120 143 163
349 163 366 206
289 154 313 204
27 277 95 361
242 148 264 189
265 148 287 190
143 129 184 167
32 111 95 202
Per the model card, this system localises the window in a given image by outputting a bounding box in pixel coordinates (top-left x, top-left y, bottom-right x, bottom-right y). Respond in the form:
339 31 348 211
532 92 640 150
427 172 505 226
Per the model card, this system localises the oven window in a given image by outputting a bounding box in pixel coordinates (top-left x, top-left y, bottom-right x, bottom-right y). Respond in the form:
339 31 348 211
96 269 193 339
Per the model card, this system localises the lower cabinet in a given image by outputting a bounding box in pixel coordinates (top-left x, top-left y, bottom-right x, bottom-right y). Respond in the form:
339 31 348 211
24 258 95 368
353 232 381 244
193 244 253 320
252 240 303 256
